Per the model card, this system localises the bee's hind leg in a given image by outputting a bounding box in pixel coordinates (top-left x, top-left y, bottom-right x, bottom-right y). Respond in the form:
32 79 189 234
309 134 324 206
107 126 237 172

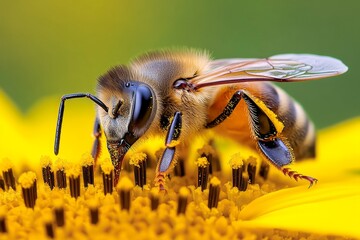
155 112 182 191
91 117 102 163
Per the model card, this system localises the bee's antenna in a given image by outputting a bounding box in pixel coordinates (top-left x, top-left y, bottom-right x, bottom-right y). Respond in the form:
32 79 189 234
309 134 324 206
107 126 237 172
54 93 109 155
111 99 123 118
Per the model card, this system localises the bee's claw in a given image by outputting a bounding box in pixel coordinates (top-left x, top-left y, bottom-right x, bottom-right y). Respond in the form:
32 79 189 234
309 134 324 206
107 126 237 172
282 167 317 188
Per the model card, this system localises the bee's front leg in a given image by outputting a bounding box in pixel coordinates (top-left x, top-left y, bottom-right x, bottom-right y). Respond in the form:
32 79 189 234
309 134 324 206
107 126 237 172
155 112 182 191
91 117 102 163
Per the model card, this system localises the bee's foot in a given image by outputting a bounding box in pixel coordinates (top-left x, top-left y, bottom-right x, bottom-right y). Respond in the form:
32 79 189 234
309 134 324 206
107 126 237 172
282 167 318 188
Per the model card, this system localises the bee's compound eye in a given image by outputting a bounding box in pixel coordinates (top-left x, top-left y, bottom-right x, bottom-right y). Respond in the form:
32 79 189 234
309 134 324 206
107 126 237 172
128 84 156 133
173 79 190 90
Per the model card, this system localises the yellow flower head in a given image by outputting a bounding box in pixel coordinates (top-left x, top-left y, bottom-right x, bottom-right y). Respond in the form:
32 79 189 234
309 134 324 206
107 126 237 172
0 90 360 239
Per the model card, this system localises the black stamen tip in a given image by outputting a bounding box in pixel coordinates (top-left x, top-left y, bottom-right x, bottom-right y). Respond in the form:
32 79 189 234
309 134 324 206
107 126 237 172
68 168 81 199
208 177 221 209
246 156 257 184
259 162 270 180
90 208 99 224
41 156 55 190
150 189 159 211
177 187 190 215
3 168 16 191
54 206 65 227
18 172 37 209
0 217 7 233
45 222 55 238
88 199 100 224
198 143 220 174
101 159 114 195
82 165 94 188
56 169 67 189
240 173 249 191
117 177 133 211
82 154 94 188
42 165 55 190
174 158 186 177
229 153 245 190
195 157 210 191
129 153 147 188
0 176 5 191
54 159 67 189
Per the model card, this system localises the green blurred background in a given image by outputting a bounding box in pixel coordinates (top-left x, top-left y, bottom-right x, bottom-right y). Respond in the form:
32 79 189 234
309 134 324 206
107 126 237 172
0 0 359 129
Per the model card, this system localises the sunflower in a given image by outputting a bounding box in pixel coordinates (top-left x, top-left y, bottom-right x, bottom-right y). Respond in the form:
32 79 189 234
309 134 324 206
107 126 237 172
0 89 359 239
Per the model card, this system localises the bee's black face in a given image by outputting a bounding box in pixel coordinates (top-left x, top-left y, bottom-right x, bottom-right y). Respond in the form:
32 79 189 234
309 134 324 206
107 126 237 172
98 79 157 184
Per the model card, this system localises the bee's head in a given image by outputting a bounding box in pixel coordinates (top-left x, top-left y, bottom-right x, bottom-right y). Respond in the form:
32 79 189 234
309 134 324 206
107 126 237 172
97 66 157 183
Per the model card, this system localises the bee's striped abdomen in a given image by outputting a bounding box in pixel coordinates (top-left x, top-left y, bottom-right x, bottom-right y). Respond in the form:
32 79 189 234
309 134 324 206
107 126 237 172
263 84 316 160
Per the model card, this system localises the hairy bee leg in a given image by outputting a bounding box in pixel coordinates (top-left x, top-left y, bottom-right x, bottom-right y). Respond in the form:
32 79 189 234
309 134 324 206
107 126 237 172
204 90 316 187
205 90 242 128
91 117 102 163
155 112 182 191
54 93 109 155
282 168 318 188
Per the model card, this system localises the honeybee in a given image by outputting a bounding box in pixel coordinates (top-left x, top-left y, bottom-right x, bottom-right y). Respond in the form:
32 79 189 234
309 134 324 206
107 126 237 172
54 49 347 189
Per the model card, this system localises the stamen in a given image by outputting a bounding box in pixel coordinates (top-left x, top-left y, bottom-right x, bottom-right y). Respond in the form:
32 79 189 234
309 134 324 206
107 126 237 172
229 153 244 189
18 171 37 208
54 159 67 189
259 161 270 180
1 159 16 190
246 156 257 184
45 222 55 238
129 152 147 188
177 187 190 215
240 173 249 191
0 175 5 191
88 199 99 224
150 188 159 211
101 159 114 195
174 157 185 177
198 144 220 174
0 217 7 233
54 202 65 227
208 177 220 209
41 156 55 190
208 139 222 172
68 167 81 199
195 157 210 191
82 154 94 188
117 176 133 211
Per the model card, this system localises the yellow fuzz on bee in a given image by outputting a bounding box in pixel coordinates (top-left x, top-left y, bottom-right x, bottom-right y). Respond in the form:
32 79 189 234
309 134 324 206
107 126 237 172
167 140 180 148
248 92 285 133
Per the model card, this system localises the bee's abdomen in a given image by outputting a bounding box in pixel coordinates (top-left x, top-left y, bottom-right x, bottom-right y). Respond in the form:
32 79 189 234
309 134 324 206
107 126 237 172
265 84 316 160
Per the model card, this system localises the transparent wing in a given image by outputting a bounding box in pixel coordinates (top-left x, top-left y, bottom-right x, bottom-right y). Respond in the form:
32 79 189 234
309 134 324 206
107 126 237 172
191 54 348 89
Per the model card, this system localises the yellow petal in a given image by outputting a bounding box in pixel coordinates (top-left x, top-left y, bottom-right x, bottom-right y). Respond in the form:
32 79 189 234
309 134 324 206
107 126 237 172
24 95 96 166
0 89 26 162
238 180 360 238
293 117 360 183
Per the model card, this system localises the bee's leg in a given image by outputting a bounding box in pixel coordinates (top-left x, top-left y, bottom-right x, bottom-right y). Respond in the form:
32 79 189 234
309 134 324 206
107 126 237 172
155 112 182 191
243 94 318 187
206 90 317 187
281 167 318 188
205 91 242 128
91 117 102 163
